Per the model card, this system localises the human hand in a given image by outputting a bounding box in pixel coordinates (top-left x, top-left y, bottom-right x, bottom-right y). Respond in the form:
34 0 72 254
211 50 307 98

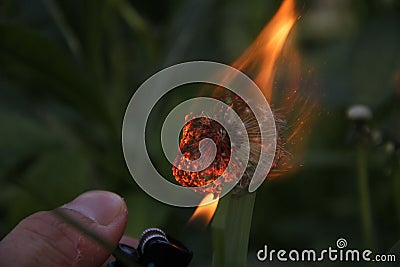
0 191 134 267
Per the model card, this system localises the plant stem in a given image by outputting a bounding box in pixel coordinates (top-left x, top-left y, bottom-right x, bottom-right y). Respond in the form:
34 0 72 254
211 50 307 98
393 158 400 229
42 0 82 59
357 142 373 249
212 192 256 267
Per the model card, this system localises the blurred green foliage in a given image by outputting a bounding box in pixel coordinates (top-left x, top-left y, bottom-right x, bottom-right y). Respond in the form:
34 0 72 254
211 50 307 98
0 0 400 266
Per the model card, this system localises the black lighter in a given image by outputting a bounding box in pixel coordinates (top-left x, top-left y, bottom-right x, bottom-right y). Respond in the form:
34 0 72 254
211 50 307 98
107 228 193 267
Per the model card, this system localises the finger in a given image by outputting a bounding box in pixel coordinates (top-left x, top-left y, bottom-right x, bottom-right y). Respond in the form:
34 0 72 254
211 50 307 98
120 236 139 248
0 191 128 267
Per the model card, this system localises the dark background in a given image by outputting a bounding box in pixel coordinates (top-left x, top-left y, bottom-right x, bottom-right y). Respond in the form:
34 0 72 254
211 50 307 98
1 0 400 266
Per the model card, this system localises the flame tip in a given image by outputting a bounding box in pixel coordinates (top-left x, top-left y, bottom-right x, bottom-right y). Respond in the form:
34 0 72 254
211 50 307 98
188 193 219 227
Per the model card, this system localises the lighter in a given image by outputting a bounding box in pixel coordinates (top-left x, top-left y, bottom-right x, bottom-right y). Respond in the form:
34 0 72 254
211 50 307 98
107 228 193 267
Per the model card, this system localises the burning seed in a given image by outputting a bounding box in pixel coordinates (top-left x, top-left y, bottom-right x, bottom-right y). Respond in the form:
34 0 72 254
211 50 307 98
172 92 285 194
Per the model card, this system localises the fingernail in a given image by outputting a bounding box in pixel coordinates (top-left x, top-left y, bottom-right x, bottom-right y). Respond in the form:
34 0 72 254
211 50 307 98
63 191 126 226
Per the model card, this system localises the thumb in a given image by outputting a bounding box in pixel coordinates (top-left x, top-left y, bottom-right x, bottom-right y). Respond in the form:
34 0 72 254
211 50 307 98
0 191 128 267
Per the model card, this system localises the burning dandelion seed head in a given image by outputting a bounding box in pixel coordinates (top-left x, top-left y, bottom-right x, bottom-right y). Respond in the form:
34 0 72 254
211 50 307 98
123 60 279 206
123 0 316 207
172 92 286 194
172 117 232 189
171 0 313 196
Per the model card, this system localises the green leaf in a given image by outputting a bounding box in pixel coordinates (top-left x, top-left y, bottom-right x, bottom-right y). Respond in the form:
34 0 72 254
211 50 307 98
24 149 88 205
6 148 88 229
110 0 149 35
124 193 171 238
2 187 44 235
0 23 111 124
41 0 83 58
0 111 59 174
386 240 400 267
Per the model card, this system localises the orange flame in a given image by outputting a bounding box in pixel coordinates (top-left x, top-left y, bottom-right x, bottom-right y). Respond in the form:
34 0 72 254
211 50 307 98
188 193 219 227
221 0 312 178
232 0 298 102
231 0 315 178
189 0 315 223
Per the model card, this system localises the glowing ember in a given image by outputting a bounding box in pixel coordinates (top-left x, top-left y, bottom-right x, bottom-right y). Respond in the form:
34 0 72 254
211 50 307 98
172 93 283 192
172 117 231 188
188 193 219 226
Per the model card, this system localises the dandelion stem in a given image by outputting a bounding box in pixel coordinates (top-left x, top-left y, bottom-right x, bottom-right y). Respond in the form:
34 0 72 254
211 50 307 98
393 158 400 229
357 142 373 249
212 192 256 267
